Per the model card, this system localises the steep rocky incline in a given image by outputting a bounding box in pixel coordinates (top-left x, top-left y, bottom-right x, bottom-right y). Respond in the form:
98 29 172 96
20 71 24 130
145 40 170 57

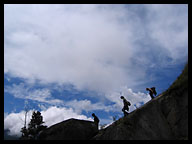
93 63 188 140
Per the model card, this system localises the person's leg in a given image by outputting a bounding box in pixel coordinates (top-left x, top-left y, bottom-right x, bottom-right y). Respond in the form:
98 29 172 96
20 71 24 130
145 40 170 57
122 106 129 116
123 111 128 117
95 122 99 130
125 106 129 112
122 107 126 116
150 93 154 99
122 107 125 113
125 106 129 116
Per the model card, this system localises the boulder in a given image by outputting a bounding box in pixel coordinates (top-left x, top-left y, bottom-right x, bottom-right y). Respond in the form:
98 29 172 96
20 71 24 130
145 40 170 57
38 118 98 140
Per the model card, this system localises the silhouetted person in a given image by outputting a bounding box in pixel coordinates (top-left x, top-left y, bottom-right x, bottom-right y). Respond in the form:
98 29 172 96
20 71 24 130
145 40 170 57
120 96 131 117
92 113 99 129
146 87 157 99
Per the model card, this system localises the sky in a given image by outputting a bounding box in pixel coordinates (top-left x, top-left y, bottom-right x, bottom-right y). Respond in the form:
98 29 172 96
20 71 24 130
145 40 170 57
4 4 188 136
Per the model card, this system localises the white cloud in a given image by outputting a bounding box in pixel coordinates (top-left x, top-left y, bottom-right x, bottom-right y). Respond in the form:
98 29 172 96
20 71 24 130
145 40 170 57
5 4 188 94
65 99 114 114
144 4 188 63
4 106 93 136
4 4 187 95
4 110 34 136
41 106 92 127
4 83 63 105
4 112 9 118
3 5 139 93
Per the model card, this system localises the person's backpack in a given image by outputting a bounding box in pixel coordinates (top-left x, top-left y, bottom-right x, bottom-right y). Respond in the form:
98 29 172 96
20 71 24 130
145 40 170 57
127 101 131 106
151 87 157 96
125 99 131 106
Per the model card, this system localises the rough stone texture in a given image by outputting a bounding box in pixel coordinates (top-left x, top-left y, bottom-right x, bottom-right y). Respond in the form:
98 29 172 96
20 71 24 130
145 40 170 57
38 118 98 140
93 90 188 140
93 64 188 140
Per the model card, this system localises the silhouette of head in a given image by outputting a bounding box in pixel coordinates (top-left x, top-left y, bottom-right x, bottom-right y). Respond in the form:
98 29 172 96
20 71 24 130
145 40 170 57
120 96 124 99
146 88 149 91
92 113 95 117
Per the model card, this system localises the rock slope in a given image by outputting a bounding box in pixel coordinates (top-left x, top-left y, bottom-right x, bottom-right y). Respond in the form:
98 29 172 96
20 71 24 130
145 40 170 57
38 118 98 140
93 63 188 140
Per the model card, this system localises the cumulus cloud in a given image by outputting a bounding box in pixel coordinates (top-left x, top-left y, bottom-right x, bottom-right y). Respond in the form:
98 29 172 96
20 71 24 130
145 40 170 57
4 106 92 136
65 99 114 114
4 4 188 95
4 110 34 136
41 106 92 127
144 4 188 63
4 4 134 94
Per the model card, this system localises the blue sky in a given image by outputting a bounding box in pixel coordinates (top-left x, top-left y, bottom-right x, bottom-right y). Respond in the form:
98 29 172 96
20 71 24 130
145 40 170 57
4 4 188 136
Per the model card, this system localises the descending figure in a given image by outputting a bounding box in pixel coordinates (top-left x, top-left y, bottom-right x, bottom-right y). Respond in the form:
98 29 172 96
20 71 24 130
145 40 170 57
146 87 157 99
120 96 131 117
92 113 100 129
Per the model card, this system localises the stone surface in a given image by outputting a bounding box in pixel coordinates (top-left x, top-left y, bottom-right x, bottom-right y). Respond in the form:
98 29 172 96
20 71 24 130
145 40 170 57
38 118 98 140
93 91 188 140
93 64 188 140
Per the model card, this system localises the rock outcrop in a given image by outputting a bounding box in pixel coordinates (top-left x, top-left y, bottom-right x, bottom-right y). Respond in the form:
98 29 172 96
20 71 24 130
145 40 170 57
38 118 98 140
93 63 188 140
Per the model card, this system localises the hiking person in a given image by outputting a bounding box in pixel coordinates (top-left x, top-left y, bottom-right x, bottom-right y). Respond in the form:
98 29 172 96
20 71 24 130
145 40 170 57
146 87 157 99
92 113 100 129
120 96 131 117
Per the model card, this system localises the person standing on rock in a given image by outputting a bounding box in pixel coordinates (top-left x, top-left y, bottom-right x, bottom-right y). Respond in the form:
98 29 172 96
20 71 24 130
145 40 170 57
146 87 157 99
92 113 100 129
120 96 131 117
